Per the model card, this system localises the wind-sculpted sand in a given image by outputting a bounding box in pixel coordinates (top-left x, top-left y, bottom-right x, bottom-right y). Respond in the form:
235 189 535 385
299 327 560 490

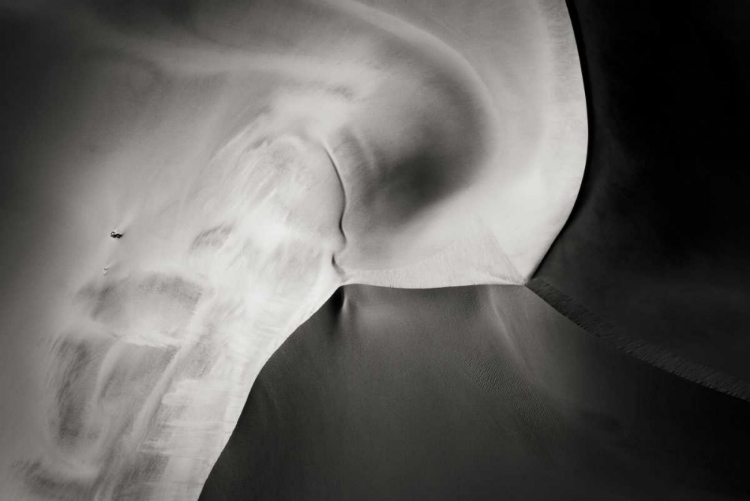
0 1 585 499
14 134 346 501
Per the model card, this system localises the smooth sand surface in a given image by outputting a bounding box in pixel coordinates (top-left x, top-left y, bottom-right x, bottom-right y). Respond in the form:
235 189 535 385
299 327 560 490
201 285 750 501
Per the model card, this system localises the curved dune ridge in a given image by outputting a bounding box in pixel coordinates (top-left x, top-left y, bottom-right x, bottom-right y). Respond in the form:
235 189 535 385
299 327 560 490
0 1 585 500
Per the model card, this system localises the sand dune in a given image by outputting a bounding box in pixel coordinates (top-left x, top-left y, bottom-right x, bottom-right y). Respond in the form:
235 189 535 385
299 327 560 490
0 1 585 499
198 2 750 499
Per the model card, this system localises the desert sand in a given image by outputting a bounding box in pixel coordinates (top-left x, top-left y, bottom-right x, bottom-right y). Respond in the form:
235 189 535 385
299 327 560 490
0 1 585 499
199 2 750 499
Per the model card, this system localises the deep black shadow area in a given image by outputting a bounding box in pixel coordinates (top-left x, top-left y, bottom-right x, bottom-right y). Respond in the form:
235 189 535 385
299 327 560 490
200 285 750 501
535 0 750 386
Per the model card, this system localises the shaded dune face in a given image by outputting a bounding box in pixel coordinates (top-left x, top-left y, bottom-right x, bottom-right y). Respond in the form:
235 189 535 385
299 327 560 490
203 285 750 501
0 1 584 500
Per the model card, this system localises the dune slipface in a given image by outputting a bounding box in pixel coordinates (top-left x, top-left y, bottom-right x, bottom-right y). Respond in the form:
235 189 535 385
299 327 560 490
0 1 585 500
